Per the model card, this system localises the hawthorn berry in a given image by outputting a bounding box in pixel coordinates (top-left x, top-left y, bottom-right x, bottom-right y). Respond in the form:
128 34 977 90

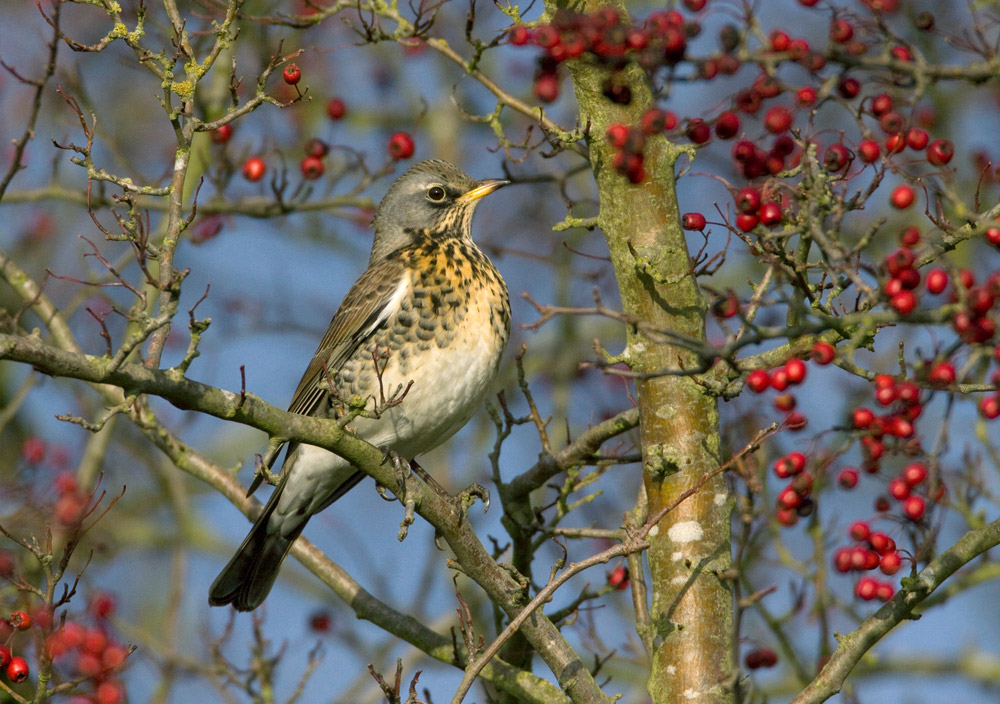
763 106 793 134
857 139 881 162
744 648 778 669
758 201 782 227
746 369 770 393
714 111 740 139
925 269 948 294
769 30 791 52
242 157 267 182
606 123 629 149
879 551 902 575
608 565 629 590
785 411 808 430
837 77 861 98
905 127 929 150
849 520 871 542
640 108 669 135
870 93 893 117
9 612 30 630
885 133 906 154
879 111 906 134
282 63 301 85
682 212 707 231
888 476 911 500
95 681 125 704
6 656 28 683
387 132 415 160
300 155 325 180
855 577 878 601
533 73 561 103
210 124 232 144
852 407 875 429
0 645 9 669
890 184 915 209
784 358 807 384
926 139 954 165
824 143 851 172
902 462 928 486
326 97 347 120
902 494 926 520
21 437 45 464
927 362 955 385
980 395 1000 419
309 610 332 633
736 188 761 214
810 341 836 364
796 86 817 107
830 19 854 43
735 213 759 232
686 118 711 144
838 468 859 489
875 582 895 602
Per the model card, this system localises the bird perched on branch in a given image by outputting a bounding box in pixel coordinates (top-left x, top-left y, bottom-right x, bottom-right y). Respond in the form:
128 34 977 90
209 160 510 611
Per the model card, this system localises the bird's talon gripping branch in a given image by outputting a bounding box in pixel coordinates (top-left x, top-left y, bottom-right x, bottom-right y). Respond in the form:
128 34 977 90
457 482 491 521
398 497 416 541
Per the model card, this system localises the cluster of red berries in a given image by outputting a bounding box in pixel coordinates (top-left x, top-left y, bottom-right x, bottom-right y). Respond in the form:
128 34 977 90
511 8 693 105
44 595 129 704
746 343 836 432
771 450 813 526
605 109 677 183
731 185 783 232
1 611 33 685
832 521 906 602
855 92 953 170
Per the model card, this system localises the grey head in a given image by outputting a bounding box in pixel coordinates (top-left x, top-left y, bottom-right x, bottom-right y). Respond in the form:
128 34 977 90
369 159 508 263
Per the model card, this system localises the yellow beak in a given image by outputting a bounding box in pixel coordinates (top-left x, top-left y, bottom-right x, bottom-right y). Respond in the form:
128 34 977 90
457 179 509 204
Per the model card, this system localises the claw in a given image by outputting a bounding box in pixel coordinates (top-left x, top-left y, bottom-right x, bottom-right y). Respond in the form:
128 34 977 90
457 482 490 525
398 497 415 541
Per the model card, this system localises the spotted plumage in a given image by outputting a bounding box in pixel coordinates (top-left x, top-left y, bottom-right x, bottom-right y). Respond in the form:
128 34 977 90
209 160 510 611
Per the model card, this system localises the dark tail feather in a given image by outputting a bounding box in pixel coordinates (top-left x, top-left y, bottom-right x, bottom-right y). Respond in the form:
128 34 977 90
209 480 306 611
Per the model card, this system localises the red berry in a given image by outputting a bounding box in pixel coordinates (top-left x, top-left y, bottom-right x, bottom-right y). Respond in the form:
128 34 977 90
905 127 929 150
608 565 629 590
744 648 778 669
606 123 629 149
986 227 1000 246
778 486 803 509
849 520 871 542
855 577 878 601
890 289 916 315
870 93 893 117
758 201 783 226
809 342 836 364
735 213 759 232
902 494 926 521
837 77 861 98
242 157 266 182
640 108 669 135
0 645 9 669
776 507 798 526
326 97 347 120
736 187 761 214
682 212 707 231
980 395 1000 419
282 63 301 85
785 411 807 430
303 138 329 158
927 362 955 385
309 610 332 633
879 551 902 575
888 477 911 500
838 468 859 489
686 118 711 144
210 124 233 144
880 111 906 134
102 644 128 670
890 184 915 209
900 225 921 245
796 86 817 107
824 143 851 172
764 106 793 134
95 681 125 704
869 532 895 554
533 73 560 103
853 407 875 429
885 133 906 154
769 30 791 52
926 139 954 165
9 611 30 630
6 656 28 683
387 132 415 160
857 139 881 162
891 46 913 62
300 155 324 180
925 269 948 294
830 19 854 43
746 369 770 393
714 111 740 139
784 358 807 384
875 581 895 602
508 25 531 46
21 437 46 464
903 462 928 486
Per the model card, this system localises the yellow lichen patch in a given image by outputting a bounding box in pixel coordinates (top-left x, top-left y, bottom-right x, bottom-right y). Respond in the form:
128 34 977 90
171 81 195 100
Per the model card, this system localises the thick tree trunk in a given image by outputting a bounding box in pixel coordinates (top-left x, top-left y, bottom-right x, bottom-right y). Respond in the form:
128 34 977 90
553 3 735 702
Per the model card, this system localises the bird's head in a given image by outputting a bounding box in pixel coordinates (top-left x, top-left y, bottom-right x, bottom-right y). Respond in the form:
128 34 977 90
369 159 508 263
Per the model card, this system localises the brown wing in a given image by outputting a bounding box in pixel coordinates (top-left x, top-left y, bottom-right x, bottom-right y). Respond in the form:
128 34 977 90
247 256 409 497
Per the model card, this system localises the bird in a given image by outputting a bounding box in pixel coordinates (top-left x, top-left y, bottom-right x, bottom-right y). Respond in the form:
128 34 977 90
209 159 511 611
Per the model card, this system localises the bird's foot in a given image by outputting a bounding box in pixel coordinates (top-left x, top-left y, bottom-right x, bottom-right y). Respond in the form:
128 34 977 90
397 497 416 541
376 448 411 501
456 482 490 525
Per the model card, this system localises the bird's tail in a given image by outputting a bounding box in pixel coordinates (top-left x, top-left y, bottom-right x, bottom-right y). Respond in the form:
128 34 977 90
208 477 305 612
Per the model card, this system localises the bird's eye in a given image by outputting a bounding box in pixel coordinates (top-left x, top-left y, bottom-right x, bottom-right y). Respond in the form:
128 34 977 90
427 186 446 202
